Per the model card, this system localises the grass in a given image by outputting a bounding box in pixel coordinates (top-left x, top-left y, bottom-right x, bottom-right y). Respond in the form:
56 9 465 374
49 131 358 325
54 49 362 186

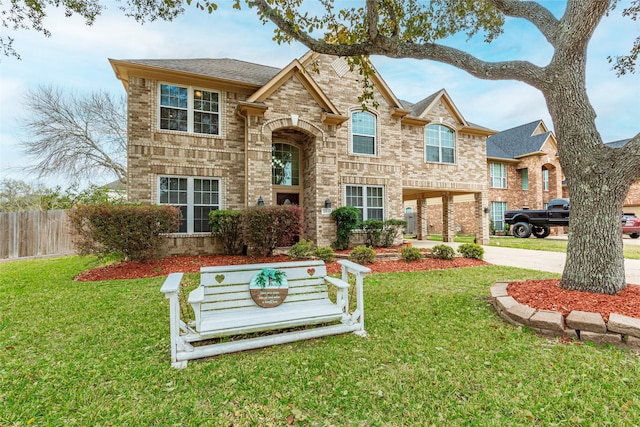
427 234 640 260
2 257 640 425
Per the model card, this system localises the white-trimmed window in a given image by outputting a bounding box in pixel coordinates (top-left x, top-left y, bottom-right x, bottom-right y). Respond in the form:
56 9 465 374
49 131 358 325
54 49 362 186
351 111 376 155
159 84 220 135
425 124 455 163
345 185 384 221
158 176 220 233
490 162 507 188
542 168 549 191
491 201 507 231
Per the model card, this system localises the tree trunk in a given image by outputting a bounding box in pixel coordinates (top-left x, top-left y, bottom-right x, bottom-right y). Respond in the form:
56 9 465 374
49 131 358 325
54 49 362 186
543 61 633 294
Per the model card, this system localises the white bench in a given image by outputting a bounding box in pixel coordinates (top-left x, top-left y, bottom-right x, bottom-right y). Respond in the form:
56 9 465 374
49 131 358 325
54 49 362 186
160 259 370 368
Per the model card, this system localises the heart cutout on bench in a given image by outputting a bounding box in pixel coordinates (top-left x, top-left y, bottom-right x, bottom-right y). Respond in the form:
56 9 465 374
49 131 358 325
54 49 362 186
215 274 225 283
307 268 315 276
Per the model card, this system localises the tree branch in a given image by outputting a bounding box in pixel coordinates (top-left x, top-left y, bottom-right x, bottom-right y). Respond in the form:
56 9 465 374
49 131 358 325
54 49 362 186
486 0 559 46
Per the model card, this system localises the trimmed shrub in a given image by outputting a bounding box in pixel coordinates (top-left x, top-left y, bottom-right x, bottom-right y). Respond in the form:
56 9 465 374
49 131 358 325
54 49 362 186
362 219 384 247
381 219 407 247
330 206 361 250
431 244 456 261
400 246 423 262
242 205 304 257
288 238 315 260
68 203 181 262
458 243 484 260
349 245 376 264
313 246 335 263
209 210 244 255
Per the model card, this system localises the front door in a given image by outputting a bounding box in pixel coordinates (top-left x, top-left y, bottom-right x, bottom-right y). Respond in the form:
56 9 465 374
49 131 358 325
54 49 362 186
276 193 300 206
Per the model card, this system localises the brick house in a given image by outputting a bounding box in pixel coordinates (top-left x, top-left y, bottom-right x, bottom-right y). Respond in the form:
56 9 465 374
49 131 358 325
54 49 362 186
485 120 564 232
421 120 563 235
109 52 494 255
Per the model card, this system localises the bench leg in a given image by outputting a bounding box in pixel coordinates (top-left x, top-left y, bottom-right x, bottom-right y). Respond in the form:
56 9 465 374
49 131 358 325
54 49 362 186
172 360 188 369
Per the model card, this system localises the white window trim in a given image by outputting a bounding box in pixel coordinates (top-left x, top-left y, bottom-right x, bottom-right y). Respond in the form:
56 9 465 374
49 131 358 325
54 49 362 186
158 82 222 136
157 175 221 234
344 184 385 221
350 110 378 156
425 124 456 164
491 201 507 231
490 162 507 189
542 168 549 191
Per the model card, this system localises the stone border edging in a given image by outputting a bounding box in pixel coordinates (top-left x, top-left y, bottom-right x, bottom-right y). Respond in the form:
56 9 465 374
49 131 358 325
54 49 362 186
490 282 640 349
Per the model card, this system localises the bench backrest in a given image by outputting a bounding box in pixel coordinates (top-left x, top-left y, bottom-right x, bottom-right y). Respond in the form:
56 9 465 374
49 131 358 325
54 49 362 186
198 260 330 313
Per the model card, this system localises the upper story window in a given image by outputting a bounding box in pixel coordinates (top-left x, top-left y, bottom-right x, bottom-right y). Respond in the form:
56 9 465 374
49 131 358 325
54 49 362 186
159 84 220 135
351 111 376 155
521 168 529 190
158 176 220 233
272 143 300 186
425 124 455 163
346 185 384 221
490 162 507 188
542 168 549 191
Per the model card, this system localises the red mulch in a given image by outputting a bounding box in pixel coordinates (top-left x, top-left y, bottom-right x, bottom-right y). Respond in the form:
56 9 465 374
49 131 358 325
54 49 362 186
74 251 486 282
508 279 640 322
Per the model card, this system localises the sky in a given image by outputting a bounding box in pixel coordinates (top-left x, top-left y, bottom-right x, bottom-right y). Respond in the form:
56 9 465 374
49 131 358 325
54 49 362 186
1 1 638 188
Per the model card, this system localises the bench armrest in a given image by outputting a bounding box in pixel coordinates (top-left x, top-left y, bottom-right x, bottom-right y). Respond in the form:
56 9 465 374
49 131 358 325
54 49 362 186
160 272 184 296
187 286 205 304
324 276 349 289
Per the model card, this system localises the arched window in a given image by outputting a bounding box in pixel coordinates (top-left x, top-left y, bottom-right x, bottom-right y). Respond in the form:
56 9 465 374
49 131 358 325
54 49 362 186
272 143 300 186
351 111 376 155
425 124 455 164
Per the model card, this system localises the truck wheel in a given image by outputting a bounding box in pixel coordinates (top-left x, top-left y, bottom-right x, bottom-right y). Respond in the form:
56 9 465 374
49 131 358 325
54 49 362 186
630 233 639 239
512 222 532 238
532 226 551 238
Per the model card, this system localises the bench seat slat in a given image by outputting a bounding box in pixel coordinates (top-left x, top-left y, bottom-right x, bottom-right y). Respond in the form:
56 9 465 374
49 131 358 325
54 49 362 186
197 299 345 336
202 291 332 311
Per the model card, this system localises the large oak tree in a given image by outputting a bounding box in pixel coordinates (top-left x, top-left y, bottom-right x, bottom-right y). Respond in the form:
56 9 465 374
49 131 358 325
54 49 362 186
4 0 639 294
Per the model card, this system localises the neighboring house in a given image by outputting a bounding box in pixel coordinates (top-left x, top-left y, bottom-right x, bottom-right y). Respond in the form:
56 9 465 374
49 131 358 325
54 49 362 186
110 52 493 255
485 120 563 232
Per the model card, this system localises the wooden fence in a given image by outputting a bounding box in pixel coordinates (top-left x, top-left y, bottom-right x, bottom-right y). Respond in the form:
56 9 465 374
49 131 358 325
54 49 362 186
0 210 74 260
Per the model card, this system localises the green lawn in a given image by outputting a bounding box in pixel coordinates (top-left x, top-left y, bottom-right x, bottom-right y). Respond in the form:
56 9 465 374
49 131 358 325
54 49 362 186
2 257 640 426
427 234 640 260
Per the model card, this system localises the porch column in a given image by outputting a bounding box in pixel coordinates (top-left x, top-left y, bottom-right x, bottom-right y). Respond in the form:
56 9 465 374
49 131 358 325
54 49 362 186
475 192 490 245
416 195 426 240
442 192 454 243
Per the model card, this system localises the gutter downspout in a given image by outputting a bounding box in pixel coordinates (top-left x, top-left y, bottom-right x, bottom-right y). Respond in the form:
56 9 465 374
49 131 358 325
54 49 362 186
237 107 249 208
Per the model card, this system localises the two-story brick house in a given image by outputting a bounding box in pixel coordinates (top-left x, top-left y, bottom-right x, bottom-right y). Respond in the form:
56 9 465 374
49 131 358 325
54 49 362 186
485 120 564 231
110 52 493 255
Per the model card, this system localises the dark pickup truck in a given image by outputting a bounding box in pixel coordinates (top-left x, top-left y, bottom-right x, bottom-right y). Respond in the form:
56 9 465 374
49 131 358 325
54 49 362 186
503 198 570 238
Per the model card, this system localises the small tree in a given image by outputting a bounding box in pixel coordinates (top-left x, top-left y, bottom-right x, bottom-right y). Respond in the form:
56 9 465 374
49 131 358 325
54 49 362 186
361 219 384 247
381 219 407 248
330 206 361 250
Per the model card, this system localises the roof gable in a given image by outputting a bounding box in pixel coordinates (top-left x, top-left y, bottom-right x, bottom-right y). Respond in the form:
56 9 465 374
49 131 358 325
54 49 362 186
407 89 468 126
486 120 556 159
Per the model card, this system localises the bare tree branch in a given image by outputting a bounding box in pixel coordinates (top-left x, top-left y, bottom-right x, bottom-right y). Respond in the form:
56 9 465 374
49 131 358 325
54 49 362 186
19 85 126 183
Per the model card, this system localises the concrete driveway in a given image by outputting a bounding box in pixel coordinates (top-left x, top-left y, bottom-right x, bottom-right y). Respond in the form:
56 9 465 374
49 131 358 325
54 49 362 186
410 237 640 286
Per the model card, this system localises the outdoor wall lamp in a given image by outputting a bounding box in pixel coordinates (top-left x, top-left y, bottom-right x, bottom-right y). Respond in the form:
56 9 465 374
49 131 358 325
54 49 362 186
324 199 332 209
484 207 489 214
257 196 264 206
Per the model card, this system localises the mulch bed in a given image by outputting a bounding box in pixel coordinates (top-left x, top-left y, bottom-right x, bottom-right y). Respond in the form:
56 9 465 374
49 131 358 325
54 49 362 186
508 279 640 322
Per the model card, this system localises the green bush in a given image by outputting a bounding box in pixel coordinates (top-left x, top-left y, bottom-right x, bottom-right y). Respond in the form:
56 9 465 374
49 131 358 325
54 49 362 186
458 243 484 260
330 206 361 250
431 244 456 261
381 219 407 247
209 210 244 255
68 203 181 262
313 246 335 263
288 239 315 260
400 246 423 262
242 205 304 257
362 219 384 247
349 245 376 264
